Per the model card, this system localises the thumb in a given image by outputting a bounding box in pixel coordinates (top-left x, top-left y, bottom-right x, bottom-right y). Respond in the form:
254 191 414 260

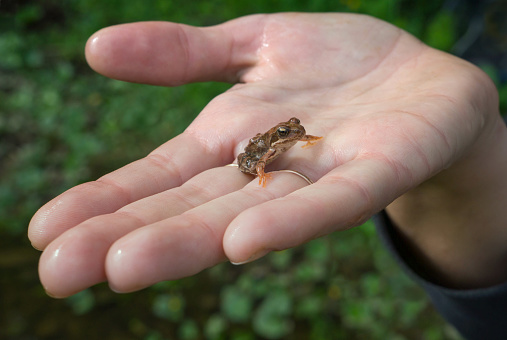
84 15 265 86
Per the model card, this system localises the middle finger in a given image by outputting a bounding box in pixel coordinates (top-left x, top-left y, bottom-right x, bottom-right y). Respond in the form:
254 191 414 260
105 170 314 293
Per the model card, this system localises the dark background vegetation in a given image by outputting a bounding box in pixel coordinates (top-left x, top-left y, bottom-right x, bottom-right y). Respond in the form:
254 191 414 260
1 0 506 339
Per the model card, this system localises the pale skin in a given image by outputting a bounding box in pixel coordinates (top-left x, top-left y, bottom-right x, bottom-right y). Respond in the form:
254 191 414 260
28 13 507 298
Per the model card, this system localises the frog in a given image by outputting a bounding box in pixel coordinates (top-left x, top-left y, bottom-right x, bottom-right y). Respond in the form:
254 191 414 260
237 117 323 187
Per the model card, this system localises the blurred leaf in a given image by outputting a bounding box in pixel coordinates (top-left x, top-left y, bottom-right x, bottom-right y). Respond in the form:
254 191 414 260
66 289 95 315
0 33 24 69
295 295 325 319
294 261 326 282
358 0 400 22
228 330 255 340
499 84 507 114
221 285 253 323
479 63 500 86
204 314 227 339
342 300 372 327
400 300 426 325
15 4 44 26
144 331 165 340
361 274 381 297
253 291 293 339
304 238 329 262
152 293 185 322
178 319 200 340
425 10 455 51
269 249 293 270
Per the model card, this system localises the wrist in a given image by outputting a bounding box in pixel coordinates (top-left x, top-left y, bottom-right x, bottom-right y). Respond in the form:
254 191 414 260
386 114 507 289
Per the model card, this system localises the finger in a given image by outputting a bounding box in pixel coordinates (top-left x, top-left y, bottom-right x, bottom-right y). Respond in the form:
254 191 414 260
223 158 405 263
38 166 251 298
105 171 313 293
28 134 230 250
85 16 265 86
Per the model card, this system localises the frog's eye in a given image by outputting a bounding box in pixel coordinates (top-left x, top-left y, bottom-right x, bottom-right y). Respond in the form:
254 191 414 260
277 126 290 137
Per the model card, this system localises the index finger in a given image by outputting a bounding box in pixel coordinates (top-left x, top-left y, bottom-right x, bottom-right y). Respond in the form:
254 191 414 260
28 134 230 250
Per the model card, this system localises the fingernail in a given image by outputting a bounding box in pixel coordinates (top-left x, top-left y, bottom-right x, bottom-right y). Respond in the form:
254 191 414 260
108 284 124 294
230 249 270 265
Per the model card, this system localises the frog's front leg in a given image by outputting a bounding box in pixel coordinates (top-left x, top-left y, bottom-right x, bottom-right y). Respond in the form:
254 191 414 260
256 149 276 187
300 135 323 148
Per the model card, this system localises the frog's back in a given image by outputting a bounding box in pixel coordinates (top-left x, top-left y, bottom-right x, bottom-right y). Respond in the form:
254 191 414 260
237 152 258 175
237 134 270 174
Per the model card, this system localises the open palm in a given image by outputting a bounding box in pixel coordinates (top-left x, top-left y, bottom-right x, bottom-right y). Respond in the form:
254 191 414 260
28 13 497 297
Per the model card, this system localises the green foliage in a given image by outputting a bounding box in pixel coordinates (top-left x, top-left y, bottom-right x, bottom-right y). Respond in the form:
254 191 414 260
2 0 493 339
253 290 293 339
152 293 186 321
425 11 456 51
221 285 253 323
66 289 96 315
204 314 228 339
479 62 507 114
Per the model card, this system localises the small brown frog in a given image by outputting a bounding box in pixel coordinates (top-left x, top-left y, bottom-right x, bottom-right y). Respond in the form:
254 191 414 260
237 117 322 187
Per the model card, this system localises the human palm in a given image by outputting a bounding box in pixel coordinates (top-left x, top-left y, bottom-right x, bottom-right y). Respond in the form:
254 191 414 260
28 13 497 297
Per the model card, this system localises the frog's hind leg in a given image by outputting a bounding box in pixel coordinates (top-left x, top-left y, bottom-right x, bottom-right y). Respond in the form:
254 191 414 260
256 165 272 187
256 149 276 187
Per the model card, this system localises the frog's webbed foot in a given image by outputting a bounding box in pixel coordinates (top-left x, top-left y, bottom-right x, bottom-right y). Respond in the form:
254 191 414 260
258 171 272 187
255 149 277 187
301 135 323 148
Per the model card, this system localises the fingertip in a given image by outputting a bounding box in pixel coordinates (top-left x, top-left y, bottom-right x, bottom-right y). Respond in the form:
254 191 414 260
28 198 74 251
84 29 103 70
28 201 56 250
223 208 275 264
38 230 108 298
105 227 174 293
106 217 226 293
29 181 131 251
85 22 198 85
223 175 322 264
105 237 148 293
84 24 130 81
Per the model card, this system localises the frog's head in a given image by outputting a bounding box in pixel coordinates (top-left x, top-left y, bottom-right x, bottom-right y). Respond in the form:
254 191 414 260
270 117 306 148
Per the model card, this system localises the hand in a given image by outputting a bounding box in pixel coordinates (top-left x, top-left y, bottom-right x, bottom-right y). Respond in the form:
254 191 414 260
28 13 501 297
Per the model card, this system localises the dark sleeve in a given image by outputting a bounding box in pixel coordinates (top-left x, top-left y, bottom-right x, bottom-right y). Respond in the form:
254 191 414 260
374 211 507 340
